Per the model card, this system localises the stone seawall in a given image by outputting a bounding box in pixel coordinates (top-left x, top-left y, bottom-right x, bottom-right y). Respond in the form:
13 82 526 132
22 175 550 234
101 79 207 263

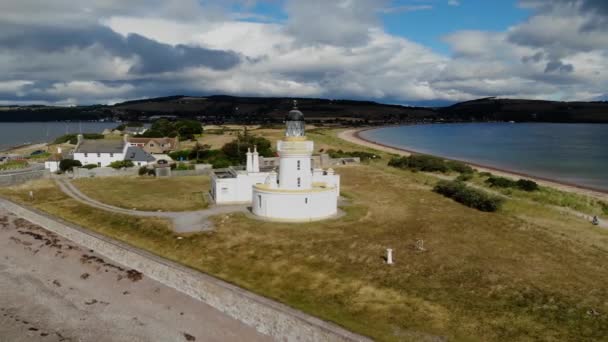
0 169 47 186
0 198 371 342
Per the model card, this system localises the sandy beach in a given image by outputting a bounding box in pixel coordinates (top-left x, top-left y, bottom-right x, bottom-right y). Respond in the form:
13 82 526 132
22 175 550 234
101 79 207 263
0 208 271 342
339 128 608 201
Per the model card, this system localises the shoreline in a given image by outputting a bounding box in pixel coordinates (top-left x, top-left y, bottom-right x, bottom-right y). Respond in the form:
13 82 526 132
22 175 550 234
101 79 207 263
339 127 608 199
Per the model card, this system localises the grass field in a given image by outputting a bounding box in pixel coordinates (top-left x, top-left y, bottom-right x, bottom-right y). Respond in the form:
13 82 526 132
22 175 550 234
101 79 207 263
72 176 210 212
1 129 608 341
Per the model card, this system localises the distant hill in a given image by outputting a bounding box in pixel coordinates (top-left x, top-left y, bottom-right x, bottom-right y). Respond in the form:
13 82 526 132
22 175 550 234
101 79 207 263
439 97 608 123
0 95 607 123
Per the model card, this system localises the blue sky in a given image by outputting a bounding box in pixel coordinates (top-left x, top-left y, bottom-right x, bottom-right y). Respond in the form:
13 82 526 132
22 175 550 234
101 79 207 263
1 0 607 105
383 1 531 54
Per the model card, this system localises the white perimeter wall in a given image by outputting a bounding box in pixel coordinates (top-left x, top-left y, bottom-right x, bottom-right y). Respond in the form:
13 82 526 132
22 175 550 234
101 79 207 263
212 173 269 204
252 188 338 221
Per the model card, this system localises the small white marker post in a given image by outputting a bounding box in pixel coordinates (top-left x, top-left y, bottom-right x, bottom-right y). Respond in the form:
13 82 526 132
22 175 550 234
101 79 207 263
28 191 34 201
386 248 394 265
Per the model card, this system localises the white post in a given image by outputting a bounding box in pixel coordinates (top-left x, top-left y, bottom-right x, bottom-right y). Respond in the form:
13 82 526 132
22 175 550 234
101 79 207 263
252 145 260 172
386 248 394 265
246 147 253 172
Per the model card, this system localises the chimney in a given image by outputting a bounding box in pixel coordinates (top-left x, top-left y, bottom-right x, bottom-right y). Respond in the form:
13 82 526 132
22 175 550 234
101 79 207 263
246 147 253 172
252 145 260 173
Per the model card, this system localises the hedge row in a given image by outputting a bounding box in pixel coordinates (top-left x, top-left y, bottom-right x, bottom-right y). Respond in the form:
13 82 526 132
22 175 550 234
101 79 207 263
434 180 504 212
389 155 474 174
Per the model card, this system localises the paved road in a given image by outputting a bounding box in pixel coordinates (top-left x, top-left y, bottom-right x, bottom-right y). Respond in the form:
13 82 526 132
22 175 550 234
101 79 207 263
56 179 248 233
0 208 272 342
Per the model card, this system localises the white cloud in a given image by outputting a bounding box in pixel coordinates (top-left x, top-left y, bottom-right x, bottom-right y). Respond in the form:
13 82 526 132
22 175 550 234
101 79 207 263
1 0 608 105
448 0 461 6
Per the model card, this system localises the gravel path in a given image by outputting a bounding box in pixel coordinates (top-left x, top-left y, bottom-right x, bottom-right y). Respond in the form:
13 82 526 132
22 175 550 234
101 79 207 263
55 179 247 233
0 208 272 342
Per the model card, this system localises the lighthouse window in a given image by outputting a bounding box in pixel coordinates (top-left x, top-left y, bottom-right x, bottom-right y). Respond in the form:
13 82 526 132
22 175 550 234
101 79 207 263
258 195 262 208
305 198 308 204
297 177 301 187
297 160 301 170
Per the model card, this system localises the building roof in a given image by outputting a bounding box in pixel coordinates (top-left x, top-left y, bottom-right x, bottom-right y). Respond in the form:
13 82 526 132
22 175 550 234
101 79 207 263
75 139 125 154
124 147 156 162
127 137 176 145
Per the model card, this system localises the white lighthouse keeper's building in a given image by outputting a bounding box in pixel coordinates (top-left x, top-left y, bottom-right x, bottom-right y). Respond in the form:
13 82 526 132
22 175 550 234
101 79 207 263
252 102 340 221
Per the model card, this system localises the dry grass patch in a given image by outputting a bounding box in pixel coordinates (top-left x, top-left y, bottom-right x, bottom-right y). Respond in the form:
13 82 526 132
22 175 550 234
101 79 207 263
73 176 210 212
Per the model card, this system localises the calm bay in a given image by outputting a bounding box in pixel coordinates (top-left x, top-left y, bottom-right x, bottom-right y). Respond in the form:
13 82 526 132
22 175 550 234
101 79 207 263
0 122 117 151
361 123 608 192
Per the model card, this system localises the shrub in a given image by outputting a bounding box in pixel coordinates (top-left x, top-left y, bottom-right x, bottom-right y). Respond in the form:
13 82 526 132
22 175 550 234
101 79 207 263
599 201 608 215
109 160 134 169
455 173 473 182
138 166 149 176
326 149 380 162
53 133 104 145
174 162 194 171
516 179 539 192
82 164 98 170
486 176 517 188
445 160 474 174
479 172 493 178
486 176 539 192
434 180 504 212
389 155 449 173
59 159 82 172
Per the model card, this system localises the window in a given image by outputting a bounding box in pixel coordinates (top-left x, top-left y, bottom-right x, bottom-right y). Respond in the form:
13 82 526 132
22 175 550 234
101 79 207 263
97 162 101 167
297 160 301 170
84 153 88 157
110 153 114 157
305 198 308 204
97 153 101 158
258 195 262 208
297 177 301 187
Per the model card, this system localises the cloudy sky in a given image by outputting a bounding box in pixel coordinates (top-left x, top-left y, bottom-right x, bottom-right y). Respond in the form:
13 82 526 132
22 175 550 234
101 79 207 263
1 0 607 106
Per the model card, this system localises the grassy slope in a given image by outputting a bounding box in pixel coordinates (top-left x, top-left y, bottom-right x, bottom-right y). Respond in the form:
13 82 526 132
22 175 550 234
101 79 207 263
72 176 210 212
1 129 607 341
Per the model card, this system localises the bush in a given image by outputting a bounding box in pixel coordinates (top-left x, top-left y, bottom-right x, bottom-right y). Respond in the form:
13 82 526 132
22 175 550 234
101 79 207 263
169 150 191 161
516 179 540 192
53 133 104 145
82 164 98 170
109 160 134 169
434 180 504 212
445 160 474 174
138 166 149 176
486 176 539 192
389 155 449 173
486 176 517 188
455 173 473 182
326 149 380 162
479 172 493 178
59 159 82 172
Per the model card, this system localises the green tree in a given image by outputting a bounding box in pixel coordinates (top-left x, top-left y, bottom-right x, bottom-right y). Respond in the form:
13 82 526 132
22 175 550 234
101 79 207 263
59 159 82 172
221 135 274 163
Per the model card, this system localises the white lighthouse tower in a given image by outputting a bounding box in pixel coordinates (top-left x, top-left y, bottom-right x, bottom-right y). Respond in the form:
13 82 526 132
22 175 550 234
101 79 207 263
252 101 340 221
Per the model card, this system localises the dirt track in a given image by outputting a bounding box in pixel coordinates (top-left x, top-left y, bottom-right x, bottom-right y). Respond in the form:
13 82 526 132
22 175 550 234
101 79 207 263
0 208 272 342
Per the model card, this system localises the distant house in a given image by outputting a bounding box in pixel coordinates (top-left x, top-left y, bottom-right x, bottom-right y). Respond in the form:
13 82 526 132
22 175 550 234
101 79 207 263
124 126 148 135
127 137 179 154
72 135 154 167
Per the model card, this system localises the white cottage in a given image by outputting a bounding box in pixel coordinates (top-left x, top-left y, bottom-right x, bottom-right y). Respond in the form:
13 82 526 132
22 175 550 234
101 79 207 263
73 135 155 167
211 102 340 222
